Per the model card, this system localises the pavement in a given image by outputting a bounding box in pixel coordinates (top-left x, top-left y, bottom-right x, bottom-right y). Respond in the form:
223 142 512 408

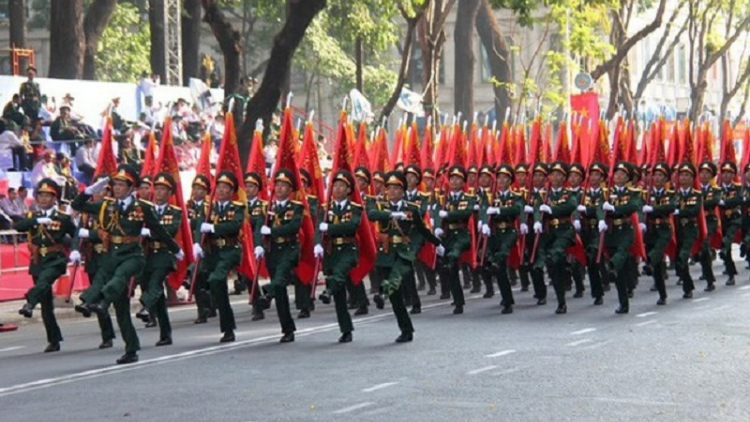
2 259 750 422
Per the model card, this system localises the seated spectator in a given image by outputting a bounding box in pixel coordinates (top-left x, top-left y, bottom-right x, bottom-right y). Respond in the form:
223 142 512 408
0 120 23 171
55 153 78 202
16 186 29 214
0 188 24 221
75 138 98 183
37 95 57 124
30 150 66 187
51 105 84 156
119 135 141 167
3 94 28 127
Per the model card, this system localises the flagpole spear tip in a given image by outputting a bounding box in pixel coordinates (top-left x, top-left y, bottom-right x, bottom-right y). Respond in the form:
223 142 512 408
286 92 294 108
504 107 511 123
491 119 497 132
341 96 348 112
427 115 432 128
308 109 315 123
462 120 468 132
473 111 479 123
255 119 263 132
456 111 463 125
381 115 387 128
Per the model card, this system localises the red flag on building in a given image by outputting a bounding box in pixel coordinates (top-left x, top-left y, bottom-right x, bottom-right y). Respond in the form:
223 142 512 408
570 92 599 130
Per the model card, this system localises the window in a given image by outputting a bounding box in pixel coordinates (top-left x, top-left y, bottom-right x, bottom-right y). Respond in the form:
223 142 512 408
666 51 675 83
0 0 8 18
677 44 687 84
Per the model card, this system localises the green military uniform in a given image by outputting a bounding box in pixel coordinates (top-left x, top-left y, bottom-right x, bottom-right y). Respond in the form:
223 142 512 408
72 165 179 363
674 163 702 298
418 169 440 296
16 179 76 351
245 172 268 320
343 167 371 314
435 165 477 314
19 72 41 124
642 163 676 304
525 164 549 304
580 164 608 304
402 164 431 312
481 164 523 313
567 163 587 297
698 161 721 290
741 164 750 279
472 167 496 298
187 175 214 322
718 161 742 285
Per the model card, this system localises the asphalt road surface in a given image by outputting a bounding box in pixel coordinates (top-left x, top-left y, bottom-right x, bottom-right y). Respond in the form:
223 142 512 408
2 262 750 422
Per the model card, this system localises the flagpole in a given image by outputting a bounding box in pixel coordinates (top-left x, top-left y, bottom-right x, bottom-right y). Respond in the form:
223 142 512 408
249 119 265 305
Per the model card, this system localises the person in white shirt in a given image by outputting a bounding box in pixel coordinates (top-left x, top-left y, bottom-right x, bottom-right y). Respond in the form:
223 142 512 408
30 150 66 187
0 187 23 220
60 94 84 122
75 139 99 181
0 120 24 171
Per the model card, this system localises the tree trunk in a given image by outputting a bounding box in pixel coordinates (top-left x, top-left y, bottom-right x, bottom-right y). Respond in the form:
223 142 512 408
82 0 118 80
239 0 327 167
9 0 26 52
49 0 85 79
182 0 202 85
418 0 456 125
380 15 421 121
475 0 512 121
149 0 167 81
453 0 480 117
201 0 242 96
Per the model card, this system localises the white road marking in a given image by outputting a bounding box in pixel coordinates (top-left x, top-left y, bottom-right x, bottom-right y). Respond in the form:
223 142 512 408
570 328 596 335
711 305 733 312
362 382 399 393
485 349 517 358
693 297 710 303
739 285 750 290
635 312 657 318
467 365 498 375
635 320 657 327
0 346 24 353
742 293 750 298
566 339 592 347
581 340 612 350
332 402 375 414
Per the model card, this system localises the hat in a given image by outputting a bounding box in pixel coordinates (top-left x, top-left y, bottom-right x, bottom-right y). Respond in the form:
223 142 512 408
140 175 153 186
652 162 671 178
59 105 71 112
192 175 211 192
569 163 585 177
385 171 406 188
699 161 717 176
532 163 548 176
467 165 478 175
274 169 297 190
299 168 311 186
4 120 18 131
588 162 608 178
678 162 696 177
515 163 530 174
112 164 139 186
479 165 495 178
36 178 60 198
496 164 515 183
614 161 632 179
216 170 239 191
333 169 355 188
63 93 75 101
640 163 651 174
720 161 737 174
549 161 569 177
448 165 467 180
354 166 371 183
373 171 386 184
244 172 262 188
153 172 176 190
405 164 422 182
423 168 435 179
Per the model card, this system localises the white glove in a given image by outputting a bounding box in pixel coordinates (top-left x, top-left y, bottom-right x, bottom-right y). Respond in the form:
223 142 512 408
313 244 324 258
524 205 534 214
319 222 328 232
520 223 528 235
434 228 444 238
598 220 608 233
439 210 448 218
481 224 491 236
175 249 185 261
429 218 435 227
391 211 407 220
78 228 90 239
140 227 151 237
486 207 500 215
533 221 543 233
473 204 480 211
192 243 204 259
540 204 552 214
260 225 271 235
573 220 581 231
577 205 586 213
602 201 615 212
436 245 445 256
200 223 214 234
36 217 52 225
254 246 265 259
84 176 110 195
673 208 680 216
719 199 725 206
640 223 647 233
642 205 653 214
69 250 81 263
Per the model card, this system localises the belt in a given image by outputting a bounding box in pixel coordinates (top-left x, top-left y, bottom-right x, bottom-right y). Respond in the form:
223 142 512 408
650 218 667 225
610 218 628 226
210 237 238 247
93 244 105 254
271 235 298 244
494 221 513 229
147 241 167 250
110 235 141 244
38 244 65 257
390 235 407 244
588 218 598 227
331 236 356 245
679 217 697 226
548 217 570 227
447 223 467 230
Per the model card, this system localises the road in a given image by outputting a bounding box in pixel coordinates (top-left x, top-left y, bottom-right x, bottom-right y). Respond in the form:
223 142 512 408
1 263 750 422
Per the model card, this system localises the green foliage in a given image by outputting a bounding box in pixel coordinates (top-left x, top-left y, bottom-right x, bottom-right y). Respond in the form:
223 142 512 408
95 2 151 82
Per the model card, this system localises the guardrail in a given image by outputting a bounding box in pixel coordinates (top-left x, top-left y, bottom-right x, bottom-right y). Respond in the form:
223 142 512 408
0 229 25 274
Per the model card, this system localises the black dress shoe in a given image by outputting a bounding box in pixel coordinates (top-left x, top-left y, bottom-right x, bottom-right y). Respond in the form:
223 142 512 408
593 297 603 306
555 304 567 314
338 332 352 343
439 293 451 300
75 303 92 318
135 308 150 322
88 302 107 317
18 303 33 318
615 306 629 314
410 306 421 315
704 283 716 292
256 295 272 310
354 307 368 316
469 287 481 294
99 339 113 349
417 283 426 291
501 305 513 314
194 315 208 324
520 285 529 292
44 342 60 353
373 294 385 309
628 290 634 299
297 309 311 319
251 311 265 321
726 277 736 286
395 332 413 343
656 297 667 305
682 292 693 299
280 332 295 343
318 290 332 305
156 337 173 346
116 352 139 365
427 289 436 296
453 306 463 315
698 275 706 281
536 298 547 306
573 291 583 298
483 292 494 298
220 331 235 343
347 302 358 310
208 309 218 318
145 319 157 328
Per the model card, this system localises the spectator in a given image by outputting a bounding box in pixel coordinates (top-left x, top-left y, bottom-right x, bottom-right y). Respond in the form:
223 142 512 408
60 93 85 122
30 150 66 187
263 138 277 171
119 136 141 167
37 95 57 124
0 120 23 171
55 153 78 202
75 139 98 182
18 66 41 126
51 106 84 157
0 188 23 221
16 186 29 214
137 71 159 116
209 113 225 146
3 94 28 127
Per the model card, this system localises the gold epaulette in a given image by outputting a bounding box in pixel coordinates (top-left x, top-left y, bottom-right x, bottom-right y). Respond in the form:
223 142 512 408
406 201 419 208
138 199 153 206
693 188 702 194
464 192 476 197
232 200 244 206
307 194 318 200
291 200 303 205
350 202 363 208
169 204 181 211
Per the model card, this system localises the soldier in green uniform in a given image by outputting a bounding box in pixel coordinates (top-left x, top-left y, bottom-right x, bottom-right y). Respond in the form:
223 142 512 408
512 164 530 291
134 175 156 327
72 164 182 364
641 162 676 305
133 172 182 346
403 164 430 313
71 175 117 349
315 170 362 343
480 164 523 313
742 164 750 277
578 162 608 305
16 179 77 352
674 162 702 298
242 172 268 320
435 165 477 314
186 175 216 323
697 161 720 291
473 165 496 298
369 171 441 342
255 169 305 343
138 176 153 201
192 171 244 343
295 169 317 318
567 163 586 297
601 162 640 314
366 171 386 295
534 161 577 314
340 166 371 315
420 168 440 295
718 161 742 286
19 66 41 125
523 163 549 305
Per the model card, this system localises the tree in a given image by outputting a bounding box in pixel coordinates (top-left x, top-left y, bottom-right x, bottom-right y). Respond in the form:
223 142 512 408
201 0 242 95
720 23 750 119
453 0 481 117
49 0 85 79
9 0 27 67
182 0 203 85
95 2 151 82
82 0 118 80
476 0 513 120
418 0 457 123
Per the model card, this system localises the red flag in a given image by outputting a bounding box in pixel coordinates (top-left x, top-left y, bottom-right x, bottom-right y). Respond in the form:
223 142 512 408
514 124 527 164
638 123 650 166
542 122 553 162
570 92 599 130
403 122 421 167
300 122 326 202
720 119 738 166
496 122 512 166
624 120 637 163
196 133 214 187
445 122 477 269
435 127 450 170
666 123 679 167
140 131 158 179
588 121 610 166
527 117 543 166
390 124 405 166
740 127 750 172
353 124 372 171
246 128 270 201
571 122 585 165
421 124 435 171
93 117 118 179
370 127 390 173
553 121 571 162
155 117 195 289
649 120 667 164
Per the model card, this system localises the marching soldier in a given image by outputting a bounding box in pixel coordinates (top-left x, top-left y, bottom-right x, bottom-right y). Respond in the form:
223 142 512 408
16 179 77 352
366 171 386 295
567 163 586 297
368 171 441 342
192 171 244 343
255 169 305 343
642 162 676 305
72 164 182 364
314 169 362 343
403 164 430 313
698 161 720 291
134 172 182 346
674 162 702 299
473 165 496 298
578 162 608 305
523 163 549 305
243 172 268 321
742 164 750 277
480 164 523 314
512 164 530 291
138 176 153 201
718 161 742 286
186 175 215 323
435 165 477 314
295 169 317 318
420 168 440 296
